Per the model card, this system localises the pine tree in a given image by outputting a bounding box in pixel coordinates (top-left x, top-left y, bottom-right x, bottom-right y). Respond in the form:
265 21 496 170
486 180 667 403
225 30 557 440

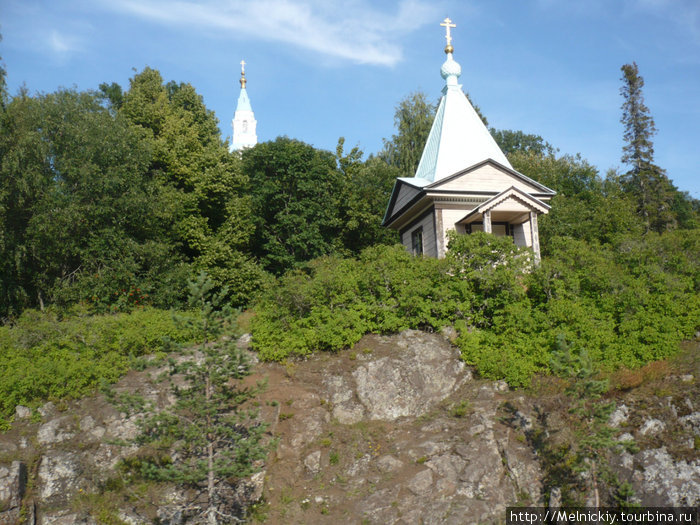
134 273 272 523
550 335 633 507
619 62 677 232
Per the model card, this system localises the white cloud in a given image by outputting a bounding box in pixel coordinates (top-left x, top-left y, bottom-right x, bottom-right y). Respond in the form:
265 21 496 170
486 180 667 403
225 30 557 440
96 0 441 66
48 31 83 55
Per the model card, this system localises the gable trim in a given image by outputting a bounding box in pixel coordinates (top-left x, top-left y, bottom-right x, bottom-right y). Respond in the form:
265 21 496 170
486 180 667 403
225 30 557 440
426 158 556 195
456 186 551 224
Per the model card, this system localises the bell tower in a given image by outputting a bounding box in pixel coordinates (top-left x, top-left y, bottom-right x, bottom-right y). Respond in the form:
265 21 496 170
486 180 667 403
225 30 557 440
230 60 258 152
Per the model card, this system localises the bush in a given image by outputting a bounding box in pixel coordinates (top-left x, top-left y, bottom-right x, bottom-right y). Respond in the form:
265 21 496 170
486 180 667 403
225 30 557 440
251 230 699 388
0 307 203 427
251 244 476 360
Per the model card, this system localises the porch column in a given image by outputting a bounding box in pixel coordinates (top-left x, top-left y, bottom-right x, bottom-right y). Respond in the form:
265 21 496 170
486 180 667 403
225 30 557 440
529 211 541 264
435 208 446 258
483 210 492 233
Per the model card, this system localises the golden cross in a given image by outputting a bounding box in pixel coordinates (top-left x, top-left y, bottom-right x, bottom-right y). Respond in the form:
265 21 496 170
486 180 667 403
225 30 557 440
240 60 246 75
440 17 456 47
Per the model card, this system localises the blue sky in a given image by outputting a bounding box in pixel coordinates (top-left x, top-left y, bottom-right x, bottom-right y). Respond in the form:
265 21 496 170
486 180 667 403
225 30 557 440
2 0 699 197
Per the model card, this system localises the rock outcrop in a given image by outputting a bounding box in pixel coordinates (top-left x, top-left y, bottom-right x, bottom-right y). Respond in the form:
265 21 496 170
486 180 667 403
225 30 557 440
0 331 698 524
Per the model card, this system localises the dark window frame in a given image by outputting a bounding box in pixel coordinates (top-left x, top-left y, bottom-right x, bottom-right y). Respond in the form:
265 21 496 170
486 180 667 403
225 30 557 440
411 227 424 255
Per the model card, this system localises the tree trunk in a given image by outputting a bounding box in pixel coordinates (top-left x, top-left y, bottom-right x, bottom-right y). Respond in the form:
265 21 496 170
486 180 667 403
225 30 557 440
206 375 216 525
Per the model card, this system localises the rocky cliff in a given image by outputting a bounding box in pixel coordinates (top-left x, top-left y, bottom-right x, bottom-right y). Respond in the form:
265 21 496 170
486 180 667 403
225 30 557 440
0 331 698 524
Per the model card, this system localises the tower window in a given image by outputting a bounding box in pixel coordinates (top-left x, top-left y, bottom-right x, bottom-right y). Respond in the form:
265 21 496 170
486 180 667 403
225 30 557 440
242 120 248 132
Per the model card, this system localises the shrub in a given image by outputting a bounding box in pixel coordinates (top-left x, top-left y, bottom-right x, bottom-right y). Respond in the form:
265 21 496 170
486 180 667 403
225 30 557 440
250 231 699 388
0 307 202 427
250 244 475 360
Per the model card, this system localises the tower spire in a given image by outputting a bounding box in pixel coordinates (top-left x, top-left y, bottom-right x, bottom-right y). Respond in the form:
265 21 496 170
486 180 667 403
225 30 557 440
230 59 257 152
413 17 512 181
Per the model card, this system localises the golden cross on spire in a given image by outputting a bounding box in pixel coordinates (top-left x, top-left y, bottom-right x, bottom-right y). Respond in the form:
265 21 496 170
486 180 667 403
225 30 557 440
240 60 247 88
440 17 456 52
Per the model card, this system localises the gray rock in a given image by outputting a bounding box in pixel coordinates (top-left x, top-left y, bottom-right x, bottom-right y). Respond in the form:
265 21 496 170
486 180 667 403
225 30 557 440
352 330 468 421
0 461 27 510
407 469 433 495
38 401 56 419
236 333 252 349
14 405 31 420
303 450 321 474
38 452 83 504
105 415 139 441
549 486 562 508
324 375 364 424
79 415 96 431
40 510 97 524
0 442 17 455
609 404 629 428
248 470 265 502
376 454 403 473
638 418 666 436
37 416 76 445
680 412 700 436
632 448 700 506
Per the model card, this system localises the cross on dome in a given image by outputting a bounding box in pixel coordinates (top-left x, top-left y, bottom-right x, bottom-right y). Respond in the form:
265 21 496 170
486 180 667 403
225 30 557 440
440 17 456 50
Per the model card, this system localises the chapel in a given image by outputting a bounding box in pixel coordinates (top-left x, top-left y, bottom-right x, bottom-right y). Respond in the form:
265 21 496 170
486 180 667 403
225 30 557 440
230 60 258 152
382 18 555 262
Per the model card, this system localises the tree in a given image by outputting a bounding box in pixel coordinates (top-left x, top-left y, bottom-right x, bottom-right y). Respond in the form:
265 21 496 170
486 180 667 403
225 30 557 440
119 68 261 304
619 62 677 232
0 88 184 315
98 81 124 113
550 336 621 507
491 129 554 157
509 152 642 247
380 91 436 178
131 273 271 523
335 138 399 253
242 137 344 274
0 34 7 109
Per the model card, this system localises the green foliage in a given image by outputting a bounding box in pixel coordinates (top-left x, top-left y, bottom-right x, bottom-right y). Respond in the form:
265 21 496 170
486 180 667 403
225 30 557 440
0 67 266 316
251 244 474 360
491 129 554 157
120 68 262 305
380 91 436 178
335 139 400 252
0 307 202 427
242 137 345 274
252 234 532 362
252 221 699 388
0 87 187 316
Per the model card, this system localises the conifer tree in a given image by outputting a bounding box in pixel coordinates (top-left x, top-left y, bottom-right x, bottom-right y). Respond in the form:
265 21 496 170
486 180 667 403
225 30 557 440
134 273 271 523
619 62 676 232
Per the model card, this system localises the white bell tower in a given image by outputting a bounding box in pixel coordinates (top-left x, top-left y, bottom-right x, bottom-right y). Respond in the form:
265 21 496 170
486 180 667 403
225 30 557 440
230 60 258 152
